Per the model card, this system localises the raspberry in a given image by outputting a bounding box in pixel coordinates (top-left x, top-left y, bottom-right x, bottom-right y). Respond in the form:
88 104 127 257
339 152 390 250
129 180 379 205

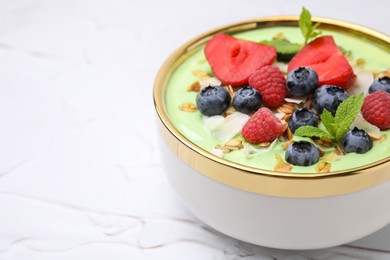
361 90 390 130
242 107 285 144
248 65 286 108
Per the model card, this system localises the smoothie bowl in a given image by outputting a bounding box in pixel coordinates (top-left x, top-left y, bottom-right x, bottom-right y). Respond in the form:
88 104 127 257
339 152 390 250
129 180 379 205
153 15 390 249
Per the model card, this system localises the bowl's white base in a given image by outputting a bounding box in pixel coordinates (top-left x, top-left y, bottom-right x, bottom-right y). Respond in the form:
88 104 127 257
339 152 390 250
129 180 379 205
160 140 390 250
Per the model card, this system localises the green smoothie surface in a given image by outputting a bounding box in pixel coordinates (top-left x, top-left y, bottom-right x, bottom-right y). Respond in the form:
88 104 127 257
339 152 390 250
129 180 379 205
165 26 390 173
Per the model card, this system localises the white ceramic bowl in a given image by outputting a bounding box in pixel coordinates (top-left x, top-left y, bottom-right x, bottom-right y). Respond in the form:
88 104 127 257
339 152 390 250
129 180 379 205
153 16 390 250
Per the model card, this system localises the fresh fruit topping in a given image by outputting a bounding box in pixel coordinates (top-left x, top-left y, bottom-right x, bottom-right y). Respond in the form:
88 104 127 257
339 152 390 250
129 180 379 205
285 141 320 166
241 107 284 144
196 86 231 116
368 76 390 94
248 65 287 108
286 67 318 97
296 94 364 141
341 127 373 154
288 108 319 133
204 33 276 86
232 86 262 115
311 85 349 115
288 36 356 89
361 90 390 130
299 7 322 45
261 39 301 62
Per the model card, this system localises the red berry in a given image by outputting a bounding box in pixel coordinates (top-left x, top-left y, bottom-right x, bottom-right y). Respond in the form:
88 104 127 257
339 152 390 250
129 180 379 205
288 36 356 89
361 90 390 130
242 107 285 144
205 34 276 86
248 65 286 108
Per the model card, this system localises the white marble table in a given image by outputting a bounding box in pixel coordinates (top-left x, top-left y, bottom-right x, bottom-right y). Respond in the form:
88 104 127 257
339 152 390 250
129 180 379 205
0 0 389 259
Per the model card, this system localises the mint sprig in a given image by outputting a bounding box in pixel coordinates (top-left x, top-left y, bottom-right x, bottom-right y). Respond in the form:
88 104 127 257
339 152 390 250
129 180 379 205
320 109 337 138
334 94 365 140
295 94 365 142
299 7 322 45
294 125 334 140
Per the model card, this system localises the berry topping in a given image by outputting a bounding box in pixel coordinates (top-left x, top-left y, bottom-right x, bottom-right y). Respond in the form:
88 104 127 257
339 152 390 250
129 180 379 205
204 33 276 86
286 67 318 97
196 86 231 116
341 127 373 154
361 90 390 130
248 65 287 108
368 76 390 94
288 36 356 89
288 108 319 133
242 107 284 144
285 141 320 166
232 86 262 115
311 85 349 115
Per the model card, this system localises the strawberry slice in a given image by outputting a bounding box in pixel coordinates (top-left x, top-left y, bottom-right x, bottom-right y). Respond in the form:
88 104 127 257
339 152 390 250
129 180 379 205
288 36 356 89
205 34 276 86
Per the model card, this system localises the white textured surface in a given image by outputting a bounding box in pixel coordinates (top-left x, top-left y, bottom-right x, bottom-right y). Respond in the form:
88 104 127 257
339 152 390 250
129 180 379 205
0 0 389 259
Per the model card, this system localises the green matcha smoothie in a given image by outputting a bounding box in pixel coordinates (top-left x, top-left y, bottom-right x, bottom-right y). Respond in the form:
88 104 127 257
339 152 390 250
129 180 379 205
165 26 390 173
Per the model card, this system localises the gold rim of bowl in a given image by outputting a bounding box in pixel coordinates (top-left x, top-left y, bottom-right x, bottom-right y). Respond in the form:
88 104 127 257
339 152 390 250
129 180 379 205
153 16 390 198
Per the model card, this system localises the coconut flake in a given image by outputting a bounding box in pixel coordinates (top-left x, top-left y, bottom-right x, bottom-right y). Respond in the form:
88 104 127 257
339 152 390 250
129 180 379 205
347 69 374 96
351 114 381 136
274 62 288 74
207 112 250 142
210 148 224 158
285 97 307 104
199 77 222 88
202 115 225 131
274 112 285 120
243 139 278 157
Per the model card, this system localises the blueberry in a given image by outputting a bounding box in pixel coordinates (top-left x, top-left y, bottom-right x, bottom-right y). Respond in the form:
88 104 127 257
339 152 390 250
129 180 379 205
311 85 349 115
288 108 319 133
285 141 320 166
368 76 390 94
341 127 373 154
286 67 318 97
232 86 262 115
196 86 231 116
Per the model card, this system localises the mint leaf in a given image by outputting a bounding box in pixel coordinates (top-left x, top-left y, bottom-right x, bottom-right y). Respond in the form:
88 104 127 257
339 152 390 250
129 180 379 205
311 22 321 32
310 28 322 39
261 39 302 61
320 109 337 137
299 7 311 41
299 7 322 45
261 40 302 54
334 93 364 140
295 126 334 140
